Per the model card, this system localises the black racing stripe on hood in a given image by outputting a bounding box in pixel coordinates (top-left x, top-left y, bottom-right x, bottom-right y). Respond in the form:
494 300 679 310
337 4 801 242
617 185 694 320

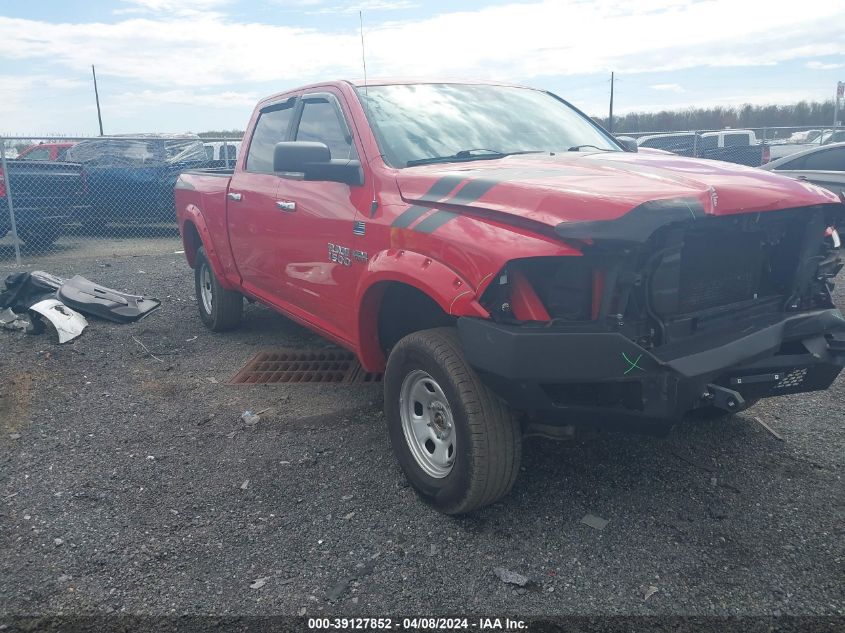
414 210 457 234
425 174 466 199
446 178 501 205
391 205 431 229
554 198 706 242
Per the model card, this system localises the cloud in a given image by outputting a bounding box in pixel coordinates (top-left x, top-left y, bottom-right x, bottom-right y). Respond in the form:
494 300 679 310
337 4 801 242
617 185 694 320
116 0 231 15
806 60 845 70
1 0 845 133
309 0 419 13
650 83 684 93
0 0 843 91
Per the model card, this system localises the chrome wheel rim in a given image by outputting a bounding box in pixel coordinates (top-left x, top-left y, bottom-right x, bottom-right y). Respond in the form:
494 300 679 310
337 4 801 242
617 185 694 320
399 370 456 478
200 264 213 314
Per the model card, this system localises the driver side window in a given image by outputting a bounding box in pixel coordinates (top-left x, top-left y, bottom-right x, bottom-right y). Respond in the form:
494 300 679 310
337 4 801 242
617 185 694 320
295 97 357 160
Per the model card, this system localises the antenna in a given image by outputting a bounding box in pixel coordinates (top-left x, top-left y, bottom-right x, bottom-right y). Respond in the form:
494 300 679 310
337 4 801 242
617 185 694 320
92 65 104 136
359 11 368 95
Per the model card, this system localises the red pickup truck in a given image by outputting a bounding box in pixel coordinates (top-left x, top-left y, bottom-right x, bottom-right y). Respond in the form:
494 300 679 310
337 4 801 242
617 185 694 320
175 80 845 513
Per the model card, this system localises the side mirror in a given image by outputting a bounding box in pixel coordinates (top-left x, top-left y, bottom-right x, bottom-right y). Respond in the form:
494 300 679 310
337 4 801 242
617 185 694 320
616 136 638 152
273 141 363 186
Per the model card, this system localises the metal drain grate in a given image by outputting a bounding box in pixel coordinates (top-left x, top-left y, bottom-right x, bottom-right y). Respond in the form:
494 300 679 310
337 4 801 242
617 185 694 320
230 349 382 384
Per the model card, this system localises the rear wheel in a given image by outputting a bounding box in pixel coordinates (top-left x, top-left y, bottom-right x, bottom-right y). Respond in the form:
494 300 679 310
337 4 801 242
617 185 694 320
384 327 522 514
195 246 242 331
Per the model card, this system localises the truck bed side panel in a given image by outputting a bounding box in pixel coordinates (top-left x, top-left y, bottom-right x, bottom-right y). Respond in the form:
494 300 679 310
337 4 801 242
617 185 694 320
175 172 240 286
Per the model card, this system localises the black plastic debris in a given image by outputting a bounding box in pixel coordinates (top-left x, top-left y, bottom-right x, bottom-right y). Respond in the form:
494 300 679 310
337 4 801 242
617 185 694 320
58 275 161 323
0 271 64 313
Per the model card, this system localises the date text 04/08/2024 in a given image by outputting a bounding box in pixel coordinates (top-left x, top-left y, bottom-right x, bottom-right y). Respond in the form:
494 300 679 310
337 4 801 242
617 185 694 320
306 617 528 630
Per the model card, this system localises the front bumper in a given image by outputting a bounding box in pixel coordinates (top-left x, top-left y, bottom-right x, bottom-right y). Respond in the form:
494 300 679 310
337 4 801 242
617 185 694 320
457 309 845 423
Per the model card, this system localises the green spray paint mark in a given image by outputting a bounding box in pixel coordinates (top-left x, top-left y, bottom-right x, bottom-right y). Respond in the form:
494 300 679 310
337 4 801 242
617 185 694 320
622 352 644 375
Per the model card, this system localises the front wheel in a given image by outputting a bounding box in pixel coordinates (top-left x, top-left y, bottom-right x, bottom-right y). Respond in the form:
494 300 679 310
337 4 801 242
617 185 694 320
194 246 243 331
384 327 522 514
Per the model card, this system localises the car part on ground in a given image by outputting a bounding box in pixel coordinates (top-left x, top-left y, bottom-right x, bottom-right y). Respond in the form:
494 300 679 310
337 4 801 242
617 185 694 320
28 299 88 343
57 275 161 323
0 270 161 343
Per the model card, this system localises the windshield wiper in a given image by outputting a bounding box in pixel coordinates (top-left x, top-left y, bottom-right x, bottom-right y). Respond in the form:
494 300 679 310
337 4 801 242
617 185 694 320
406 149 544 167
568 145 615 152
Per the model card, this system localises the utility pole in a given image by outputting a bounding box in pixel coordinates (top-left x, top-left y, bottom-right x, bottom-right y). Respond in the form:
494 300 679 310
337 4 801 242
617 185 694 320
92 65 104 136
608 72 615 134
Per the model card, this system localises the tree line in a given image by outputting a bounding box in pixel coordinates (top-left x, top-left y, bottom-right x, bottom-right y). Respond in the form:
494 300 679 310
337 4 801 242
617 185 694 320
593 100 837 134
194 100 840 139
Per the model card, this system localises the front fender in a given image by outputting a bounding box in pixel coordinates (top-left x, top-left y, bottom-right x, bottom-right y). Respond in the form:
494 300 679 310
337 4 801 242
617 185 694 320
354 249 489 371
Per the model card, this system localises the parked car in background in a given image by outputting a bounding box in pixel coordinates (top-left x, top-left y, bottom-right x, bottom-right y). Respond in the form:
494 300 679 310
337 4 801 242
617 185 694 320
821 130 845 145
66 134 210 226
17 142 76 162
635 130 769 166
0 159 89 246
786 129 821 143
761 141 845 198
767 129 843 161
203 140 242 167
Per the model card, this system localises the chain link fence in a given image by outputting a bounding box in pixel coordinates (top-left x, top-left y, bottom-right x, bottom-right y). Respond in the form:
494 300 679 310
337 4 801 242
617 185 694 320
1 126 841 265
0 135 241 266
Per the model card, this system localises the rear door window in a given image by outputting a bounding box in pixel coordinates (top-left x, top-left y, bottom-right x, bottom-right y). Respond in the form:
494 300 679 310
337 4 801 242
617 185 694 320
246 100 296 173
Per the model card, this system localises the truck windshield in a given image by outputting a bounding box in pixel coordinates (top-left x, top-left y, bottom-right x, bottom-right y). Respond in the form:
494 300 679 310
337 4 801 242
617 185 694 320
357 83 619 168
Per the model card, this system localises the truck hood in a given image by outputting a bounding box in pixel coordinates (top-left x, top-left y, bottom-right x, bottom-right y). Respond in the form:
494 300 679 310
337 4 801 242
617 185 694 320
395 151 840 237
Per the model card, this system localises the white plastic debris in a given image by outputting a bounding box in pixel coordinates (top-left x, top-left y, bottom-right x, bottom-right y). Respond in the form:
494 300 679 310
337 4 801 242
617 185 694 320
493 567 529 587
0 308 28 331
250 576 271 589
580 514 609 530
241 411 261 425
645 586 659 601
28 300 87 343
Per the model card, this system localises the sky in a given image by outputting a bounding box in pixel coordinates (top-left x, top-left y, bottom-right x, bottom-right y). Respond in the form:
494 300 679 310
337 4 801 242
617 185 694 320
0 0 843 136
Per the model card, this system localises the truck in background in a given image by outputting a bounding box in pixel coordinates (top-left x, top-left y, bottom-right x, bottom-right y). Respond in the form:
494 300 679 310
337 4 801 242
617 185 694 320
636 130 770 166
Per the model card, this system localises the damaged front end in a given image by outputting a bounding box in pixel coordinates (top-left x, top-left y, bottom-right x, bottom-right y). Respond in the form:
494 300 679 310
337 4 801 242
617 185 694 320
459 201 845 426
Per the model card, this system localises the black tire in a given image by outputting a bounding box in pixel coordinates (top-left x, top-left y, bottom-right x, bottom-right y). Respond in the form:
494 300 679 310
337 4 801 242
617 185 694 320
688 398 760 420
195 246 242 331
384 327 522 514
18 224 61 247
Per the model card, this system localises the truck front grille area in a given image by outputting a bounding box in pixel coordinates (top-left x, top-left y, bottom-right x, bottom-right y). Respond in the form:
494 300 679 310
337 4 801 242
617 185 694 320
648 216 805 319
676 231 765 313
481 206 843 351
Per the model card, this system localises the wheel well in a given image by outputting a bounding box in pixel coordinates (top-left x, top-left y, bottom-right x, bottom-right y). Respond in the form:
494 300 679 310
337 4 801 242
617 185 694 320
182 221 202 267
378 283 455 354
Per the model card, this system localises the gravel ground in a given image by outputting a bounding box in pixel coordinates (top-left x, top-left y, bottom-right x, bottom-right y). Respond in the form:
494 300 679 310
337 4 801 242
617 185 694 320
0 246 843 623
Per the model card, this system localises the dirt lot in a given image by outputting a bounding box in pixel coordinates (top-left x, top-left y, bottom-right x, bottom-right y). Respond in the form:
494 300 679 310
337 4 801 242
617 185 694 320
0 246 843 623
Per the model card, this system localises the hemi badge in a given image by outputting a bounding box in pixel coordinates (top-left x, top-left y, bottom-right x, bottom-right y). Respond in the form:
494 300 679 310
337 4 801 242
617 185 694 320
353 221 366 236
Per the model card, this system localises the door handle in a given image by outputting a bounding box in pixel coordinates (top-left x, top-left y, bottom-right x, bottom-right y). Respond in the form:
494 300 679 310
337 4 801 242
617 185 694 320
275 200 296 212
227 192 242 202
